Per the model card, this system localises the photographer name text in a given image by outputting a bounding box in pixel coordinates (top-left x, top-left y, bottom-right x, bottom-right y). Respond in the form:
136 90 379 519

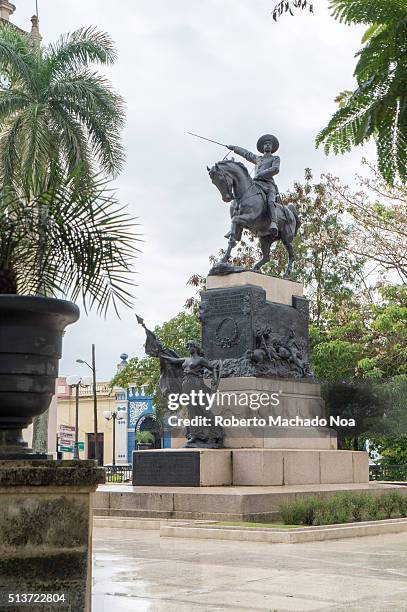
167 415 356 428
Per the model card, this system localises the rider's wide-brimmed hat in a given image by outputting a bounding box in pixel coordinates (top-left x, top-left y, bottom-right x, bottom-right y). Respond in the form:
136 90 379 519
257 134 279 153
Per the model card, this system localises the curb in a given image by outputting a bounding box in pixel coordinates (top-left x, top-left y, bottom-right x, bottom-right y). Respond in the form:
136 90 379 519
160 517 407 544
93 516 161 530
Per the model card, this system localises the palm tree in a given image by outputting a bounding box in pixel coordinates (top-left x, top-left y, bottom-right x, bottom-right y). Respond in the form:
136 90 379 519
0 24 131 454
272 0 407 184
0 23 125 198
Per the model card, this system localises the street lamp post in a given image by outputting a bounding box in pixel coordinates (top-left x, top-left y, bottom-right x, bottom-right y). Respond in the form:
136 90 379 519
77 344 99 465
66 375 92 460
73 382 79 460
103 408 127 466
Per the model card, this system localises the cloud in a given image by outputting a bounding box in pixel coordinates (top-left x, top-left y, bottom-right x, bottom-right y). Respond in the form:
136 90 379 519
13 0 375 379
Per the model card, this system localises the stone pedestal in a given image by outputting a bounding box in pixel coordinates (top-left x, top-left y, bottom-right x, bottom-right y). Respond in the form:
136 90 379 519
132 448 368 488
201 274 311 379
0 460 105 612
198 273 337 453
137 274 369 499
232 449 369 486
169 377 337 450
206 271 303 305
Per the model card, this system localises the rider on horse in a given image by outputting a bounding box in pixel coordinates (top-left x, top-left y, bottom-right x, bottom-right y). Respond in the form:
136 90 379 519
227 134 280 238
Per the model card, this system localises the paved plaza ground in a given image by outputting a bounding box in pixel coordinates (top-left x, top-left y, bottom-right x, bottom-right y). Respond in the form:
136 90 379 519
92 525 407 611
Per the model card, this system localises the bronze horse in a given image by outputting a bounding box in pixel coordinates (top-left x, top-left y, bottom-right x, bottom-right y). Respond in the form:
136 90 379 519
208 160 300 277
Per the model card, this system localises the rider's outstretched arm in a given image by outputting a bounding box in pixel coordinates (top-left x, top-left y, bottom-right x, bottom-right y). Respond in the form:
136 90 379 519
227 145 257 164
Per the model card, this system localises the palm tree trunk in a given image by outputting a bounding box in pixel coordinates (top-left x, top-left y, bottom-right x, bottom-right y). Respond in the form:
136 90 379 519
32 203 51 455
0 268 17 294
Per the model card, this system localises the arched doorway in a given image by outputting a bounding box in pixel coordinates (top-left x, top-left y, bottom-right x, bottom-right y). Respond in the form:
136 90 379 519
135 413 161 449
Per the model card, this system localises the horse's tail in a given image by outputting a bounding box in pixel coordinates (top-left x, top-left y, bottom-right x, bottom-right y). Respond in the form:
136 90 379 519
287 204 301 236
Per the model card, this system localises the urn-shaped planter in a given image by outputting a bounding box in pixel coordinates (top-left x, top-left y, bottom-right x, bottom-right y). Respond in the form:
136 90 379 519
0 296 79 458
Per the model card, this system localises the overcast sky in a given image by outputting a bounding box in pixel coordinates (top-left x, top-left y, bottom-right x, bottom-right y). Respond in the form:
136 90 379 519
15 1 375 380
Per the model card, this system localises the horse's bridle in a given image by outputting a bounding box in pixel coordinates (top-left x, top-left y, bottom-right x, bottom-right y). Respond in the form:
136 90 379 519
212 164 234 201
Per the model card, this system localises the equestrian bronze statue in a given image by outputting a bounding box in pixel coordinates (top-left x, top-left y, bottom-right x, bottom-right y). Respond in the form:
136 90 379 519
207 134 300 277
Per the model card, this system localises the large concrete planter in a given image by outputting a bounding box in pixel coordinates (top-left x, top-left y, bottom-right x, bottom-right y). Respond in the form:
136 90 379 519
0 295 79 458
0 460 105 611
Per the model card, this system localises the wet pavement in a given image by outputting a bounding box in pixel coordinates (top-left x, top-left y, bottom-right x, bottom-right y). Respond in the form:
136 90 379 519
92 526 407 611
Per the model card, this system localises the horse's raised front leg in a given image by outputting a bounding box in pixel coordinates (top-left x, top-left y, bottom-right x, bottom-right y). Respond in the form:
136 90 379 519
252 236 272 271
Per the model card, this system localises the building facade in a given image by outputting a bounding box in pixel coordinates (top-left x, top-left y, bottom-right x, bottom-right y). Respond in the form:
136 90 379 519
55 376 166 465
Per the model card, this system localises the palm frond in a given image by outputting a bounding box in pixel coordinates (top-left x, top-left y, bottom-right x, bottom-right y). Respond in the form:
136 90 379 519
18 104 53 194
49 108 93 178
50 80 125 175
354 21 406 83
0 25 124 187
361 23 386 44
0 89 30 122
1 172 141 314
317 79 406 184
0 114 23 187
38 175 140 315
47 70 125 174
46 27 117 78
0 24 37 90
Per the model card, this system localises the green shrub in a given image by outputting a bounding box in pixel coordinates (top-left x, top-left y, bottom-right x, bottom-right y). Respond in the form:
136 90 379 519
378 491 403 519
136 431 155 445
313 496 353 525
398 493 407 516
339 492 372 522
279 491 407 526
365 496 386 521
280 497 318 526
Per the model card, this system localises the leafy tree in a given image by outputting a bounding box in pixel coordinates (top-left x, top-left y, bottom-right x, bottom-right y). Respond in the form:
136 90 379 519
325 163 407 283
312 338 364 380
378 377 407 434
272 0 407 183
365 377 407 464
0 24 125 198
323 379 391 449
311 284 407 380
317 0 407 184
280 170 365 323
370 435 407 465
